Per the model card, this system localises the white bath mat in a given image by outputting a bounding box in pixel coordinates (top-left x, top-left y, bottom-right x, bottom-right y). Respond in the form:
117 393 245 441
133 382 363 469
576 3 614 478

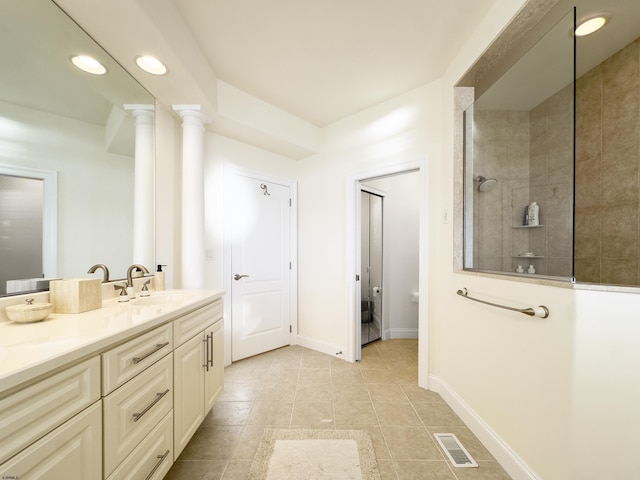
249 429 380 480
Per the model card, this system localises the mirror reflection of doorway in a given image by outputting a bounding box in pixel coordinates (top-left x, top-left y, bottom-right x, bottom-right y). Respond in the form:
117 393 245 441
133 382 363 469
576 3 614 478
0 174 44 295
361 190 383 346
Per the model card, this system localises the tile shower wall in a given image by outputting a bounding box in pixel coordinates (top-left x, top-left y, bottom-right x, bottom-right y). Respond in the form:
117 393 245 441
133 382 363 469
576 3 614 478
473 94 573 277
473 110 530 272
575 38 640 285
528 84 574 278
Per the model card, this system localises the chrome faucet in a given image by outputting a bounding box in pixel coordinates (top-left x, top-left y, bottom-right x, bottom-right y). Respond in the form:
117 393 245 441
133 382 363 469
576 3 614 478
126 264 150 288
87 263 110 283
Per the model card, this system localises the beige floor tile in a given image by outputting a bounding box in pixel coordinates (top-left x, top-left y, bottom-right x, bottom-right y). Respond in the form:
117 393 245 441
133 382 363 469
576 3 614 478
255 382 296 402
414 402 466 427
295 383 332 402
203 402 252 426
454 461 512 479
381 426 444 461
216 383 262 402
331 369 365 384
393 460 456 479
334 400 378 425
402 384 444 403
374 401 422 426
290 401 334 426
167 341 511 480
232 426 272 459
298 367 331 384
332 383 371 402
177 426 243 461
246 402 293 425
377 459 398 480
221 459 253 480
368 384 409 402
165 459 228 480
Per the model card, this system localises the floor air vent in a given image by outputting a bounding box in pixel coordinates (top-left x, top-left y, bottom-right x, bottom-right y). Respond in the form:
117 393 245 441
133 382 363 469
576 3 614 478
434 433 478 468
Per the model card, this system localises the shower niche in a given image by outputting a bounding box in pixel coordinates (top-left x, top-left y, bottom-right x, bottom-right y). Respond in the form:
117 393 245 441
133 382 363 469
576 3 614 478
463 8 575 279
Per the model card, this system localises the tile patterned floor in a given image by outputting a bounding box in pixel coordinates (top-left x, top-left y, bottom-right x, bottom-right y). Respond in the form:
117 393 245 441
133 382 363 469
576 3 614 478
165 339 511 480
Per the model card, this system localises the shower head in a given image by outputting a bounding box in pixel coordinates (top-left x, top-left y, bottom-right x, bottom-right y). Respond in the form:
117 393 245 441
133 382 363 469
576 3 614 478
476 176 498 192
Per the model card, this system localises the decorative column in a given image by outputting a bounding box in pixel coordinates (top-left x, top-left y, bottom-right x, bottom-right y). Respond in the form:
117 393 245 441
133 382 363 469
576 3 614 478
124 104 155 270
172 105 209 289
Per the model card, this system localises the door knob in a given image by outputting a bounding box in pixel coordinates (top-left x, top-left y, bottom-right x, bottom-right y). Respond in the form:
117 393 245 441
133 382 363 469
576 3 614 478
234 274 249 281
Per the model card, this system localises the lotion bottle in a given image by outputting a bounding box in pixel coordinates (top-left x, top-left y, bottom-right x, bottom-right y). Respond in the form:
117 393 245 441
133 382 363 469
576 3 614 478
155 264 166 291
527 202 539 226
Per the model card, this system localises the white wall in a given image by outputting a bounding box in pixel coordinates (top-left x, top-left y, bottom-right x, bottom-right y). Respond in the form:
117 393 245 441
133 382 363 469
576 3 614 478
366 173 420 339
296 82 440 356
429 0 640 478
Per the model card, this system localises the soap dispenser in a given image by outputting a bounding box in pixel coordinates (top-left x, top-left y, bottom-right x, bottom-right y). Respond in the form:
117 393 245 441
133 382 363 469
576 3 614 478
155 265 167 291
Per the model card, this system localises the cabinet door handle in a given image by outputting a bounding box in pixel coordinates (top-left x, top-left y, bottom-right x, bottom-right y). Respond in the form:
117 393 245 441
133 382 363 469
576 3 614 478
202 336 210 371
144 449 170 480
209 332 214 367
132 342 170 364
132 389 170 422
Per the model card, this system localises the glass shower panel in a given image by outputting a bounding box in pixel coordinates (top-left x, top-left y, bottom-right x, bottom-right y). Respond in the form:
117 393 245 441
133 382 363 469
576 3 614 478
463 8 575 279
361 191 383 346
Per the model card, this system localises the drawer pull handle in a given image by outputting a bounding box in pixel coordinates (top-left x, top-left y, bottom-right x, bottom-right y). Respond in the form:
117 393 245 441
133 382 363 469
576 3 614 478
144 449 170 480
132 342 170 364
133 389 170 422
209 331 214 367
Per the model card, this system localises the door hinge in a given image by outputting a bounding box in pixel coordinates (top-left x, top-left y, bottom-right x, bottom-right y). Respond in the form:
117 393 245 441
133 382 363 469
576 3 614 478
289 325 292 333
289 198 292 206
356 274 360 281
289 261 292 270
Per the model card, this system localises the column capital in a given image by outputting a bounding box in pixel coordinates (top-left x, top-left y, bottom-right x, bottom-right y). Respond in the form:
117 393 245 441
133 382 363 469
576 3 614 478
124 103 155 119
172 104 211 124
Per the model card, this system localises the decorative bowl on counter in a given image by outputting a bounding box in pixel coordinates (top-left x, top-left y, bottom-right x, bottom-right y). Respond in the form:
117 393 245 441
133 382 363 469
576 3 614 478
5 299 53 323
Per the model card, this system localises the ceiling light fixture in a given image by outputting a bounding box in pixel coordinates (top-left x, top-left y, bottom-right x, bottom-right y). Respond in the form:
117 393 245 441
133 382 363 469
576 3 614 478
575 16 607 36
71 55 106 75
136 56 167 75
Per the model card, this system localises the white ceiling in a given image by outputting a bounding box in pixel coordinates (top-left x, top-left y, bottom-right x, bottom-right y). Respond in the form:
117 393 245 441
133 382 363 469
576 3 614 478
172 0 499 126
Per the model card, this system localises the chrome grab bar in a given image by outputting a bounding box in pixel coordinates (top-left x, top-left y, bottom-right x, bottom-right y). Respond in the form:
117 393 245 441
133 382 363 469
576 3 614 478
456 288 549 318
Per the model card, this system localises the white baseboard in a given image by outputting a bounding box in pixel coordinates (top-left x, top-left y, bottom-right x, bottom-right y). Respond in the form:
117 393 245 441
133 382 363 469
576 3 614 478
383 327 418 340
428 375 539 480
295 334 348 362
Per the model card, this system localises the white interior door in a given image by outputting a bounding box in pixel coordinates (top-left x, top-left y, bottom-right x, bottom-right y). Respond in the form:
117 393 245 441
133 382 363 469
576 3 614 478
230 174 292 361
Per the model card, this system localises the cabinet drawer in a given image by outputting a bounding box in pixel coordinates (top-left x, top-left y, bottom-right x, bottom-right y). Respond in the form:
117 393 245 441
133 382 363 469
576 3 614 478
107 410 173 480
102 323 173 394
0 401 102 480
0 356 100 464
103 354 173 478
173 300 222 347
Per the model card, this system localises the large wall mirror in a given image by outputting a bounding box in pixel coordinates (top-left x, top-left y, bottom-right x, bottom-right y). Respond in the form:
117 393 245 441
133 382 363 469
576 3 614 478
0 0 155 296
462 0 640 287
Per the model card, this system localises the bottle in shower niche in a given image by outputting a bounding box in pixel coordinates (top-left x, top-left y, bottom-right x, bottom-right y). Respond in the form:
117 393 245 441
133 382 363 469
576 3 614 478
527 202 539 226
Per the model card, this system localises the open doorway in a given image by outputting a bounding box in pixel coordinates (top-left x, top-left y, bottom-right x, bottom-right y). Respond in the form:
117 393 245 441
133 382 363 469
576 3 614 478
353 166 423 362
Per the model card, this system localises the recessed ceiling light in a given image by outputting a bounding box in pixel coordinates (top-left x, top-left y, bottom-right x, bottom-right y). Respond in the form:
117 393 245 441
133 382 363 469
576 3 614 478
575 16 607 37
71 55 106 75
136 56 167 75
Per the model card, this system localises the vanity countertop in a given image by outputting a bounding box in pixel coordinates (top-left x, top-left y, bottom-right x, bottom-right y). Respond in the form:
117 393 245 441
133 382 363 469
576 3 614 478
0 289 224 393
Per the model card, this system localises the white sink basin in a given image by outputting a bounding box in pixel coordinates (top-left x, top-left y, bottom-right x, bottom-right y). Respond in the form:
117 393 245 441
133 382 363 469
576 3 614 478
129 293 192 307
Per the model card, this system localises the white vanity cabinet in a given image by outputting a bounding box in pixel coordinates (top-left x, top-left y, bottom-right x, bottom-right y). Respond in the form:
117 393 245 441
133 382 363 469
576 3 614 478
0 357 102 479
173 299 224 458
0 290 225 480
102 325 174 479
